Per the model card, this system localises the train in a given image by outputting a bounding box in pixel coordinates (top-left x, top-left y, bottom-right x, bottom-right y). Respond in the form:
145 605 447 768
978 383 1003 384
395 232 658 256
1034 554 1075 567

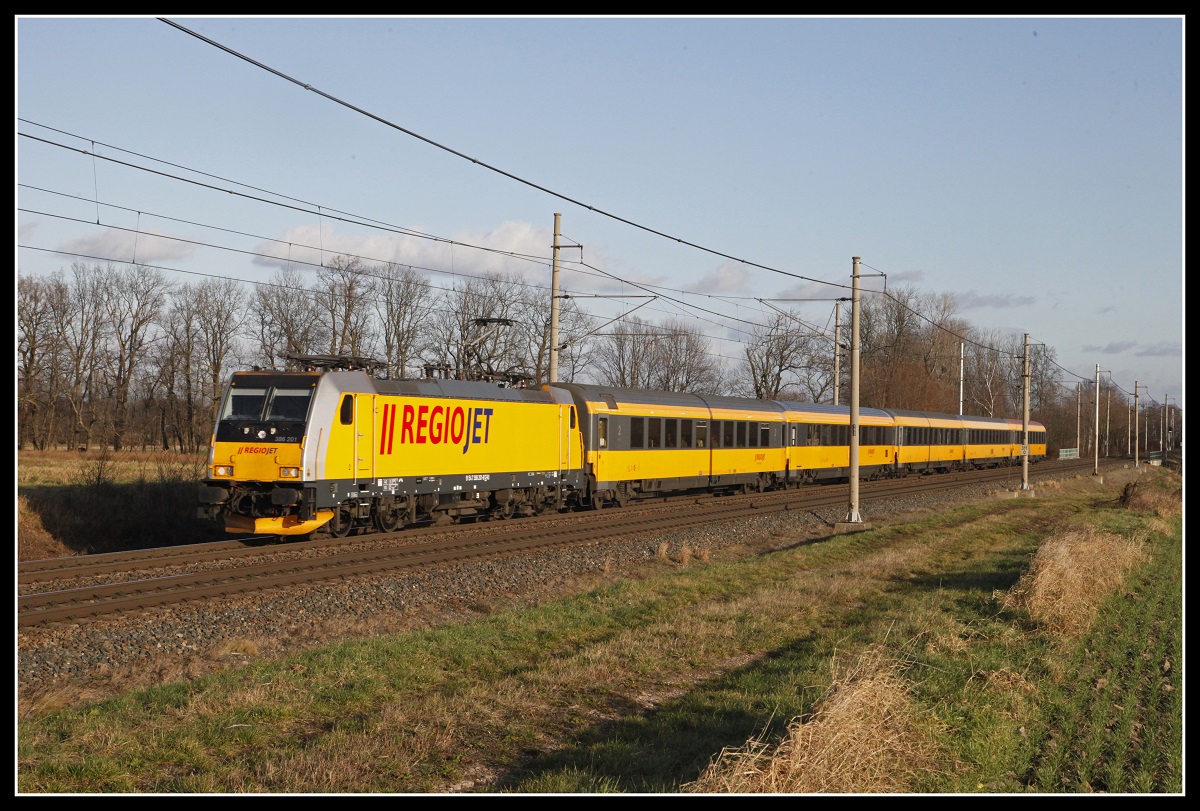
197 360 1048 538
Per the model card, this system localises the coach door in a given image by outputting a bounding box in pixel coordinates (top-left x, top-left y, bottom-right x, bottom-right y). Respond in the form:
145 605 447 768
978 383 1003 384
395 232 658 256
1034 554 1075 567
355 394 375 481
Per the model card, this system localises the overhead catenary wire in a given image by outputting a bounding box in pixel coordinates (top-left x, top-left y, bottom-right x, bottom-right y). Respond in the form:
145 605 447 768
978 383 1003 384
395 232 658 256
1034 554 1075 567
19 35 1154 401
157 17 849 295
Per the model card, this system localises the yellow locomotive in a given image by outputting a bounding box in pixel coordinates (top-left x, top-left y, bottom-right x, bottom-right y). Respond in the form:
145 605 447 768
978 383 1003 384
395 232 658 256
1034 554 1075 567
198 363 1047 537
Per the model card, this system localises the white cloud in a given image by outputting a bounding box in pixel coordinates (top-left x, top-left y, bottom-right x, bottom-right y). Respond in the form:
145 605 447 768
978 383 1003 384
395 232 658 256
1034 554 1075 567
58 228 193 265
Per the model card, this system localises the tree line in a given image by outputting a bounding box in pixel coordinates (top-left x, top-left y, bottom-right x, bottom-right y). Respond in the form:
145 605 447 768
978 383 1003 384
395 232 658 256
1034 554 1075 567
18 257 1163 456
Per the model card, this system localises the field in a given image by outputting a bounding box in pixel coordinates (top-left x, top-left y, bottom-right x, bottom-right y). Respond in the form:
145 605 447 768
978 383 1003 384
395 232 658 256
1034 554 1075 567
16 453 1184 793
18 449 218 559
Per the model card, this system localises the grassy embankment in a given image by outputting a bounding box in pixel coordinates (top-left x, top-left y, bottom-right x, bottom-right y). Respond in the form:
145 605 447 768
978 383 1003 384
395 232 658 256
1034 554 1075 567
16 457 1183 794
18 449 220 558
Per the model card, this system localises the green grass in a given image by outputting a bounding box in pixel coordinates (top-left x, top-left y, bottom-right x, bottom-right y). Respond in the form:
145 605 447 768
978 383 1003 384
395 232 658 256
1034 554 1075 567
17 468 1183 794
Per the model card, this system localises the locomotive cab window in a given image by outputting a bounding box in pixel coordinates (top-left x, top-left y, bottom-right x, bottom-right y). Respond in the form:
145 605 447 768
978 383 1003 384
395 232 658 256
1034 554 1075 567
221 387 268 421
266 388 314 422
339 394 354 425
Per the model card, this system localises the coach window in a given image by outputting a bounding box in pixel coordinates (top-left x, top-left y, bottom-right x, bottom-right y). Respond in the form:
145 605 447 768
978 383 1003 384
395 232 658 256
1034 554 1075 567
680 419 693 448
747 421 757 447
648 417 662 448
665 419 678 448
598 417 608 449
339 394 353 425
789 425 797 446
630 417 645 449
760 423 771 447
695 420 708 448
721 421 734 448
733 421 744 448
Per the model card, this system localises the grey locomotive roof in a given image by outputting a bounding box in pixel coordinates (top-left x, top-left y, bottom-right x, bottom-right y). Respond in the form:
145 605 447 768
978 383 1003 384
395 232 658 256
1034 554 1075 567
553 383 711 409
372 377 554 403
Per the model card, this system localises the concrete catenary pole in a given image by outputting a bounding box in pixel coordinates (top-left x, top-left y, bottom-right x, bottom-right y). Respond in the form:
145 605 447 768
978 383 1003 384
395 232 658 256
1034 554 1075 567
1021 333 1031 490
844 257 863 523
1134 381 1140 467
1080 383 1089 453
548 213 562 383
1094 364 1101 476
959 342 965 416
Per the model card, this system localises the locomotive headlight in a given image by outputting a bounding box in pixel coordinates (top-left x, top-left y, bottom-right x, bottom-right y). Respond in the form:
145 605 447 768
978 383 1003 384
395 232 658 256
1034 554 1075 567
242 426 250 434
256 429 268 439
214 465 234 477
279 467 300 478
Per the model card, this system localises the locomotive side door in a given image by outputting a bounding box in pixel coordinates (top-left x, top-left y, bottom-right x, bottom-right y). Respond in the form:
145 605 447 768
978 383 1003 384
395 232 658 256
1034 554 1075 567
355 393 375 482
559 405 578 475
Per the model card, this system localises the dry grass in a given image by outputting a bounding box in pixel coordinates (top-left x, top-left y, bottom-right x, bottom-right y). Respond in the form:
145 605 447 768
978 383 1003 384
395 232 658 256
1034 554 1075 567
18 495 72 560
683 643 945 794
1118 479 1182 521
18 448 207 487
999 528 1148 639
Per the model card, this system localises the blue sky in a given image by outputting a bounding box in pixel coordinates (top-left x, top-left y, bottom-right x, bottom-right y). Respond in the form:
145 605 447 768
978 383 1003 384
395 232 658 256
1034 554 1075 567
16 15 1184 411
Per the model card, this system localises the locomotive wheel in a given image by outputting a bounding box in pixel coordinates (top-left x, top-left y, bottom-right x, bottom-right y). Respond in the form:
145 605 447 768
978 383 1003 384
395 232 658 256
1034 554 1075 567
329 506 355 538
374 505 403 532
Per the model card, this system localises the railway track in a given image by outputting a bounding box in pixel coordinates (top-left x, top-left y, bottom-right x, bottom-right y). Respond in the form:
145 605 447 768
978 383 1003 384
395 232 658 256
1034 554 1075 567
18 459 1104 629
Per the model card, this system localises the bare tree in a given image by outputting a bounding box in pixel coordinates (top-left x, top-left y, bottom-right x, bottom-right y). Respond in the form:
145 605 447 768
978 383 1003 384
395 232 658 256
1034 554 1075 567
97 263 172 450
593 315 658 389
737 310 821 399
48 264 110 449
194 277 247 428
317 255 376 359
155 284 202 451
425 272 525 380
250 266 328 369
515 283 592 384
18 274 64 449
963 328 1013 417
649 317 724 394
373 262 432 379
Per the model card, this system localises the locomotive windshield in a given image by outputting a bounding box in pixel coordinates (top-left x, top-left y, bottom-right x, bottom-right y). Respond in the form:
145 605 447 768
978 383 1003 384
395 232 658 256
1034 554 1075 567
222 387 268 421
214 375 319 443
266 388 313 422
220 386 314 423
